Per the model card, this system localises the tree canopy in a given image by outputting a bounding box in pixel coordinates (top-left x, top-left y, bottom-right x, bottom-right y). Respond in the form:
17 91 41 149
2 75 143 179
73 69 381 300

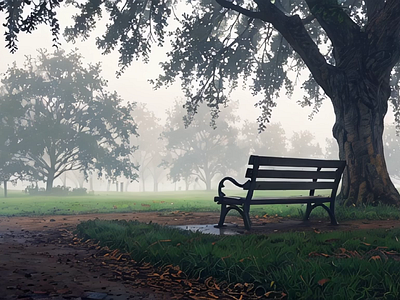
163 101 245 190
240 121 287 156
288 130 322 158
0 49 138 191
3 0 400 204
130 103 166 192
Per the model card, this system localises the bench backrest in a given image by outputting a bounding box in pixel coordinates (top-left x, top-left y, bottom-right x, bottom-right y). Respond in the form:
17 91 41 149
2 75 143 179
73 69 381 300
245 155 346 198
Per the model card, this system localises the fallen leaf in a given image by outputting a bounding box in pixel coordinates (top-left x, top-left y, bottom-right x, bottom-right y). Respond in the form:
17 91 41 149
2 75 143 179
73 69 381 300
317 278 330 286
370 255 381 261
270 281 275 287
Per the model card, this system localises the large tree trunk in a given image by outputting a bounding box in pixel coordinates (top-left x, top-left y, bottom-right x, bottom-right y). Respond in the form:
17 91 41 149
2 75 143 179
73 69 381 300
125 180 130 192
46 173 54 192
153 178 158 192
89 176 93 191
332 71 400 206
3 180 7 198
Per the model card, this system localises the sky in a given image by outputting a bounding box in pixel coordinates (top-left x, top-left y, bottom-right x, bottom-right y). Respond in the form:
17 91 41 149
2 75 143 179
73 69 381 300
0 5 397 149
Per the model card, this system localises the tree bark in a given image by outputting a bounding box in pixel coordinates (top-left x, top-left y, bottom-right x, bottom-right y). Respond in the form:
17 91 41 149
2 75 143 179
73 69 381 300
332 64 400 206
3 180 7 198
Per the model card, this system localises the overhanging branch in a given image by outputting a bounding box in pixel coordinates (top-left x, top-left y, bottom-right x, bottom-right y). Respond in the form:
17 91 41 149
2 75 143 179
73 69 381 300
215 0 262 19
366 0 385 21
216 0 334 97
305 0 361 63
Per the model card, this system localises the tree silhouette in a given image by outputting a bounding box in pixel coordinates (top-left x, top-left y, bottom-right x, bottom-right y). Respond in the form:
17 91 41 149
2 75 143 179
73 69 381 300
289 130 322 158
130 103 166 192
163 101 245 190
0 49 138 192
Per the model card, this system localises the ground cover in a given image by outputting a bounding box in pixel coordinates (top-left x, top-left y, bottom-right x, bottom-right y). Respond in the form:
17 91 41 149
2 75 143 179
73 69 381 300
3 212 400 299
77 218 400 299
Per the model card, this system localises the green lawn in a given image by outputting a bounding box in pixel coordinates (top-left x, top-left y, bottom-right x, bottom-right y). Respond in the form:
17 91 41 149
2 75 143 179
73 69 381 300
0 189 308 217
1 189 400 222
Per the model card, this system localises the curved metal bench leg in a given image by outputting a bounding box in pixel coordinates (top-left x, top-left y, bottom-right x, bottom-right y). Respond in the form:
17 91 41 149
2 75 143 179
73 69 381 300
303 203 338 225
215 204 228 228
312 203 338 225
322 204 338 225
243 203 251 230
215 204 252 230
303 203 312 221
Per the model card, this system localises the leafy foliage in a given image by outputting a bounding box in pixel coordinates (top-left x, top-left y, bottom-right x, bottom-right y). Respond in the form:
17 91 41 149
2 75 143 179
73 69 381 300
162 101 245 190
60 0 400 130
130 103 166 192
239 121 287 156
0 49 138 191
0 0 63 52
289 130 322 158
325 137 339 160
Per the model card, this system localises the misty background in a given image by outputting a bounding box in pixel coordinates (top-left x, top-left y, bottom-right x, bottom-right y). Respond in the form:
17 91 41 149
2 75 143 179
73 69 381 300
1 5 399 192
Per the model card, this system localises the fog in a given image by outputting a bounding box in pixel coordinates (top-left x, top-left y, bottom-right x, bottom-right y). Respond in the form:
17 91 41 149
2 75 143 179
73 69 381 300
1 6 399 192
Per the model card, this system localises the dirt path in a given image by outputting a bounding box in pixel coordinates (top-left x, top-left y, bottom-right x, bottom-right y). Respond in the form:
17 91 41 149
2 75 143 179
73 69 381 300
2 212 400 300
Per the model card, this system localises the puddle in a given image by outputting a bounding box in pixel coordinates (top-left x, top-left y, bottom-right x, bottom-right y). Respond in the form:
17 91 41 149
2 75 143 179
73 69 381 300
172 223 241 235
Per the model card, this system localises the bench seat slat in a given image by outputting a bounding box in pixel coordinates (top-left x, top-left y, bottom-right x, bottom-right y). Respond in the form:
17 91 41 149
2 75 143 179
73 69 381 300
249 155 346 169
243 181 336 190
215 196 330 205
245 169 338 179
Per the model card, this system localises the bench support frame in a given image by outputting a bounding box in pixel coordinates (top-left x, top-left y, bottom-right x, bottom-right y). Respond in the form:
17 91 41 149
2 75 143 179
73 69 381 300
214 156 345 230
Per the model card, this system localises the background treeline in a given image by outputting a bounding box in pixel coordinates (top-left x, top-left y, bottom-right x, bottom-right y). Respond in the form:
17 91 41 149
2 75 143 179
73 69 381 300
1 50 399 194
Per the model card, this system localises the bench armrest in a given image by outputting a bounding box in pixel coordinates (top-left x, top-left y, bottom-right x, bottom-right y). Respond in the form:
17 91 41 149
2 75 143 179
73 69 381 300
218 177 250 197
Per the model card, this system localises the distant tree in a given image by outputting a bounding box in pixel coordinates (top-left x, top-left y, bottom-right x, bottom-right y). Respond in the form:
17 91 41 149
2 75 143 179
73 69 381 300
325 138 339 160
240 121 287 156
289 130 322 158
0 154 27 197
0 49 138 192
383 125 400 179
130 103 166 192
0 96 33 197
163 102 245 190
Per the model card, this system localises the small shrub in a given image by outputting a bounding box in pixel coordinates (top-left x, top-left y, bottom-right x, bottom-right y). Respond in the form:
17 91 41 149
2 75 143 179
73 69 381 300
50 185 70 196
25 184 46 195
71 188 87 195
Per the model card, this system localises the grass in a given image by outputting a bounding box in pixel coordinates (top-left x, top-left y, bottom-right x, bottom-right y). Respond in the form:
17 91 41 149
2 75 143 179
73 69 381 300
1 190 400 222
76 219 400 300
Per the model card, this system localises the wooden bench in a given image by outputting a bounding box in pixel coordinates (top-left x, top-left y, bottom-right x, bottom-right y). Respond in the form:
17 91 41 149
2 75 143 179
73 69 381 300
214 155 346 230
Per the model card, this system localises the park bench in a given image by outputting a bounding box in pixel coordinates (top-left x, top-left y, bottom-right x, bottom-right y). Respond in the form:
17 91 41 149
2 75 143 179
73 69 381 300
214 155 346 230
